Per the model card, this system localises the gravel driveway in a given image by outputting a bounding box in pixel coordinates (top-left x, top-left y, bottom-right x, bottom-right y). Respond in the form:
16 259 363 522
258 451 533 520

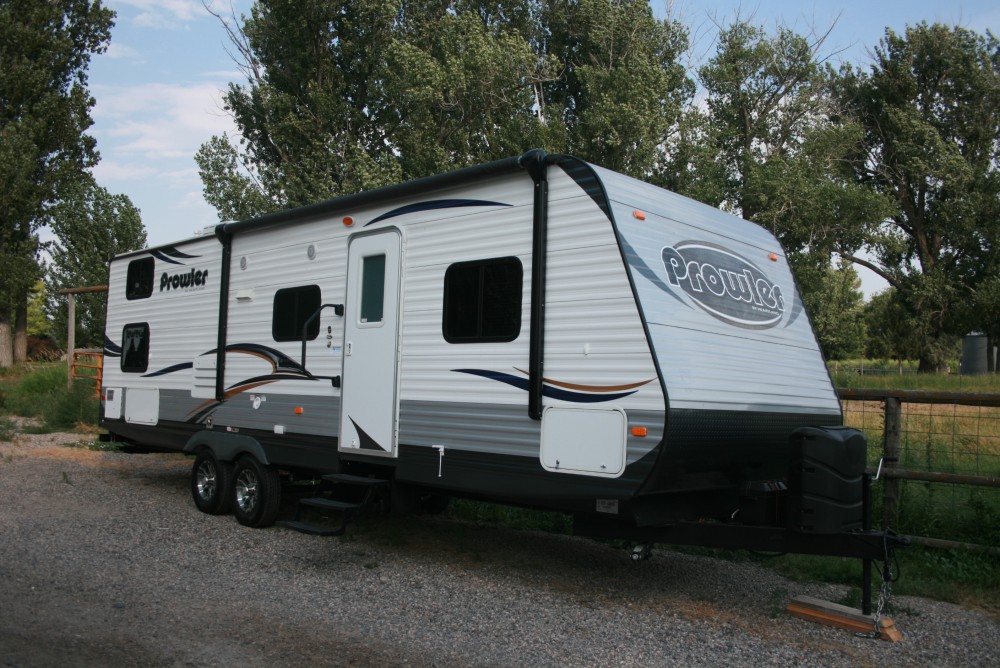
1 432 997 667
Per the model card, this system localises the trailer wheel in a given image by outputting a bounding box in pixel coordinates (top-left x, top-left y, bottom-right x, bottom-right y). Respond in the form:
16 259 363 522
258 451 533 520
232 456 281 528
191 450 233 515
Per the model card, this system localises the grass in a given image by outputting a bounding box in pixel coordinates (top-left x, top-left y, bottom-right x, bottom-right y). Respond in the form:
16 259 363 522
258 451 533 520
0 416 16 442
0 362 100 432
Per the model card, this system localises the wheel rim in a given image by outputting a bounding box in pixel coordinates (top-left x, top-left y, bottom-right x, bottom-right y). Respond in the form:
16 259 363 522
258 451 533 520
235 468 259 513
196 460 217 501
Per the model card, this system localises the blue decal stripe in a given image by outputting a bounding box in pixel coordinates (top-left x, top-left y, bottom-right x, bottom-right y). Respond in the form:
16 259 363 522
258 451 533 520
150 250 185 265
620 237 687 306
367 199 511 226
103 334 123 357
453 369 636 403
161 246 201 260
142 362 194 378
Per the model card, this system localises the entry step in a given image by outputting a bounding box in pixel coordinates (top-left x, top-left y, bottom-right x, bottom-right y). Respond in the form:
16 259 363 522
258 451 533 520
300 497 362 512
322 473 389 486
277 520 345 537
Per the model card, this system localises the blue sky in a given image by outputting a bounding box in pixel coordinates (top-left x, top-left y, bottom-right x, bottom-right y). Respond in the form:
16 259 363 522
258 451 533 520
85 1 998 293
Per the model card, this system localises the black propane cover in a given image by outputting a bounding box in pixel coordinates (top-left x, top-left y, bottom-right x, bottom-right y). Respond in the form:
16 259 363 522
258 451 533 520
787 426 867 534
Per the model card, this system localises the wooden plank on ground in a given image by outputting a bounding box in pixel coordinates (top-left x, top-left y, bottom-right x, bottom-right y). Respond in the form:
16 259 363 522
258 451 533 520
787 595 903 642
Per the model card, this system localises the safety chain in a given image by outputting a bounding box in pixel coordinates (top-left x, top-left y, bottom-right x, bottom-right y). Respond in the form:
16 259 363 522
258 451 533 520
857 567 893 639
857 532 898 640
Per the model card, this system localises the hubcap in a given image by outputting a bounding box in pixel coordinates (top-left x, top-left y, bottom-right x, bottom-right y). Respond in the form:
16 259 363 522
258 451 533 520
196 461 217 501
235 469 258 513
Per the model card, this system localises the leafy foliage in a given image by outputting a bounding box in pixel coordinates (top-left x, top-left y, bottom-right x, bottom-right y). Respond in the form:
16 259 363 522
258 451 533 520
197 0 693 219
662 21 891 342
46 177 147 348
799 262 866 360
0 0 114 365
837 24 1000 370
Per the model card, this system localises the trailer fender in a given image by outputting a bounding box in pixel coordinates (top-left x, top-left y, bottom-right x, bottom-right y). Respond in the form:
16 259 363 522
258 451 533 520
183 432 270 466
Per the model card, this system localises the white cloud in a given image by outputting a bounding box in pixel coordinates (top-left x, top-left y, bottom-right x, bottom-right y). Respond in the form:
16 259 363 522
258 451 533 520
114 0 204 27
104 42 141 60
93 161 160 182
112 0 246 29
93 81 236 161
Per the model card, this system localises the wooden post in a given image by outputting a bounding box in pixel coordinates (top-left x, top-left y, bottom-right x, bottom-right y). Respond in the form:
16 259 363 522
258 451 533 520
66 293 76 390
882 396 902 528
58 285 108 391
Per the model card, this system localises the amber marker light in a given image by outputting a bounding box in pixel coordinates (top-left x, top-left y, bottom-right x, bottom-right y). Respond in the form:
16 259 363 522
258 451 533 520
633 210 647 220
631 426 648 438
768 253 779 262
342 216 355 227
294 407 304 415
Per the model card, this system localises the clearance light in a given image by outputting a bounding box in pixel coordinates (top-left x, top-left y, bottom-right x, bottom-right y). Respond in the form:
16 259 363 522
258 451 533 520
342 216 355 227
294 407 304 415
768 253 779 262
633 210 647 221
631 426 648 438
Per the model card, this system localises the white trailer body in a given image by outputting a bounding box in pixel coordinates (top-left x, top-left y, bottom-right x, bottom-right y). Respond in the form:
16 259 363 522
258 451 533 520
100 151 840 527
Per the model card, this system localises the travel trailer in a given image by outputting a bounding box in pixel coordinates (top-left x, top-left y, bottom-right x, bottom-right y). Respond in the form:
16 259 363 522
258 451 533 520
100 150 901 592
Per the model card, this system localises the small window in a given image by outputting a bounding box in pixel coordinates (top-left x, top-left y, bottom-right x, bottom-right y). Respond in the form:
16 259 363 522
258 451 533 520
126 257 154 300
360 254 386 324
272 285 322 342
121 323 150 373
443 257 522 343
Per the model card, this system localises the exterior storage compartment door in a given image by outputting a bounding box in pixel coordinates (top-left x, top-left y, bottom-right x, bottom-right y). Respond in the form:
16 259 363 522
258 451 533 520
540 407 627 477
124 388 159 425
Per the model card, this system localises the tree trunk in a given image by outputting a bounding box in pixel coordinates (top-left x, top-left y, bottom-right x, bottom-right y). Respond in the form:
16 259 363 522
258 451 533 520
13 297 28 363
0 309 13 368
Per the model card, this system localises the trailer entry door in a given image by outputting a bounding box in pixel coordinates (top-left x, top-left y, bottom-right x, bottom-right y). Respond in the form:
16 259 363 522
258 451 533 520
339 230 402 457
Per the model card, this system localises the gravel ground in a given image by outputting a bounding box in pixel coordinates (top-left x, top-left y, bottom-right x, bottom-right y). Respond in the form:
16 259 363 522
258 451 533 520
1 429 997 667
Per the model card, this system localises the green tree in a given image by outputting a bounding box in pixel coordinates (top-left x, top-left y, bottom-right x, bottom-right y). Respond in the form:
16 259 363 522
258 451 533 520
542 0 691 176
46 178 146 349
197 0 693 219
383 1 561 179
837 24 1000 371
799 262 867 360
196 0 407 221
663 21 890 336
863 289 938 366
27 280 50 337
0 0 114 366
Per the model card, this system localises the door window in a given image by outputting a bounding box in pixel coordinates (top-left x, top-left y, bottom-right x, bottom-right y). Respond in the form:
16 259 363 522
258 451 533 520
360 254 386 324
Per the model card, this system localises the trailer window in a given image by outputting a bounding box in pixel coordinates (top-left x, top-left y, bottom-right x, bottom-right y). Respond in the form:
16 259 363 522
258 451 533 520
121 323 150 373
443 257 522 343
360 254 386 324
272 285 322 342
125 257 154 300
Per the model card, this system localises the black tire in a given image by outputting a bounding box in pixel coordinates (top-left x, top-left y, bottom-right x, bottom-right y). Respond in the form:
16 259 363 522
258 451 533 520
232 456 281 528
191 450 233 515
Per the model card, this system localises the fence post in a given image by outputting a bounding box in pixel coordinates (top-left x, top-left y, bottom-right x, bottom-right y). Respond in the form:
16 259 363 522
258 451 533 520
66 293 76 391
882 396 902 527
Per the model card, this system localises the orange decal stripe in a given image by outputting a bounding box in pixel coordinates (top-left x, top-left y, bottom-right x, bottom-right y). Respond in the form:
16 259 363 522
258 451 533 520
513 367 656 393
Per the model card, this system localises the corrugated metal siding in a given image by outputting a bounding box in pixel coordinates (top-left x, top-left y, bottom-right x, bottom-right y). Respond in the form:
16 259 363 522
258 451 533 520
102 235 223 425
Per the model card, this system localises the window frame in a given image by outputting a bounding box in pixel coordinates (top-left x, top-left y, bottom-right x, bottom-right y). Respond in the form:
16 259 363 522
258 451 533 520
272 284 322 342
120 322 150 373
442 256 523 344
125 257 155 300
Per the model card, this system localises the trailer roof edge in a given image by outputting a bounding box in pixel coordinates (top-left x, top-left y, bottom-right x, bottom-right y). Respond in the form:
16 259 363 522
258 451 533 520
218 150 546 238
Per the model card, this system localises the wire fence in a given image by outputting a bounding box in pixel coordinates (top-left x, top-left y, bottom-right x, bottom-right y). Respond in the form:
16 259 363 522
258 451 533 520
838 389 1000 554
